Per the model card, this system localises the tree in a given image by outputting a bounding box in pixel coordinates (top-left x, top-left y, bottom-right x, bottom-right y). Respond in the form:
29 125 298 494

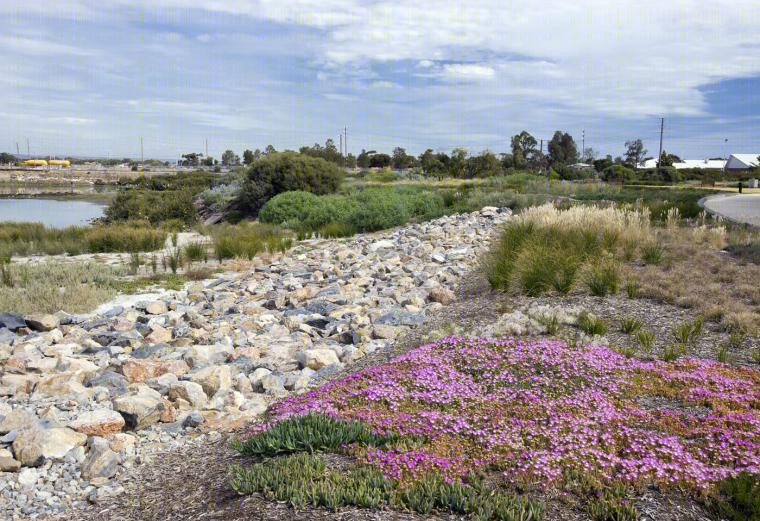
658 150 681 167
0 152 17 164
242 149 257 165
179 153 201 167
419 149 447 177
369 153 391 168
463 151 502 178
580 148 597 164
624 139 647 168
594 155 614 172
201 156 216 167
356 149 371 169
511 131 538 168
392 147 415 170
221 149 240 166
264 145 277 155
547 131 578 165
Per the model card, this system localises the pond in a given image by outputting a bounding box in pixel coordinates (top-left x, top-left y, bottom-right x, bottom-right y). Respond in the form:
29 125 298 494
0 198 106 228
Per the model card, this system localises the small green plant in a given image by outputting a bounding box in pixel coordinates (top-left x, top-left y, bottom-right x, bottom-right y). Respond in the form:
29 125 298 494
578 311 608 336
0 256 12 287
711 472 760 521
622 239 637 261
753 347 760 365
620 317 642 334
586 259 619 297
672 317 703 346
128 252 141 275
728 329 746 349
171 232 178 247
588 493 638 521
164 246 183 275
150 254 157 274
625 281 639 299
637 330 655 352
533 312 561 336
717 344 729 363
661 343 689 362
184 242 206 263
231 414 422 457
641 243 665 265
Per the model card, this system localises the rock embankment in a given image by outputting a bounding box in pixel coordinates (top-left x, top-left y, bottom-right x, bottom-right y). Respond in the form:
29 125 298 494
0 207 510 519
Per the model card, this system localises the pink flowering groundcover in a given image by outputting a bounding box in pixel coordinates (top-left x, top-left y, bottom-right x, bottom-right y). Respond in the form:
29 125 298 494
250 337 760 496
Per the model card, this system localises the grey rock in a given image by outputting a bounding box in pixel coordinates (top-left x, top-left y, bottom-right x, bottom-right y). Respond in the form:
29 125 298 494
80 439 119 481
87 371 129 397
0 312 26 332
374 309 424 326
130 343 171 359
182 411 204 428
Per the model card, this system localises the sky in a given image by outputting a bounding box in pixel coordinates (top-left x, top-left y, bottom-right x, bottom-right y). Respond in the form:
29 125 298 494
1 0 759 161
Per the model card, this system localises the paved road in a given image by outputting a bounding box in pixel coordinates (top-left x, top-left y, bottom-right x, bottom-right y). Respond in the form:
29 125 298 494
703 194 760 226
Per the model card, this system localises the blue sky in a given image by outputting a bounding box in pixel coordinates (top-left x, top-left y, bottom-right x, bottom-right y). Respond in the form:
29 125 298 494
1 1 759 161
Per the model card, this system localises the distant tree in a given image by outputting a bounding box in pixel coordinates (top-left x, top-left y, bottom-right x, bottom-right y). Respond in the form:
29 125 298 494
221 149 240 166
594 155 614 172
179 153 201 167
602 164 635 183
356 149 372 169
369 153 391 168
580 148 597 164
392 147 415 170
449 148 468 176
344 153 357 168
242 149 256 165
463 151 502 178
419 149 447 177
264 145 277 155
511 131 538 169
658 150 681 167
529 150 549 171
624 139 647 168
201 156 216 167
500 153 514 169
547 131 578 166
0 152 17 164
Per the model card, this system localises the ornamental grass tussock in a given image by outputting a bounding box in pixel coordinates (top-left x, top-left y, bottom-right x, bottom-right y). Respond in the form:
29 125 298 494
234 336 760 517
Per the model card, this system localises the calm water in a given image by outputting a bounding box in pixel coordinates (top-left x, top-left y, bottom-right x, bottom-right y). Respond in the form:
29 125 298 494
0 198 105 228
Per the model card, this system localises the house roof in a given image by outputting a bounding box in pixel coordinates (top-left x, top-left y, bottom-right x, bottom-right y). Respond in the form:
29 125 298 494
672 159 726 170
726 154 760 169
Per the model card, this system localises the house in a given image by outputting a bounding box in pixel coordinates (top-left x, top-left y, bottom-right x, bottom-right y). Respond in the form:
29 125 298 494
673 159 726 170
725 154 760 173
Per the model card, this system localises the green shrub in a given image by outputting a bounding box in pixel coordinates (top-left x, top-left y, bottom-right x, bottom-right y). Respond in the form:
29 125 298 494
712 472 760 521
637 330 655 352
578 311 608 336
258 191 321 224
641 243 665 265
672 317 703 346
238 152 343 216
211 223 289 261
184 242 207 263
625 281 639 299
586 259 619 296
661 343 689 361
620 317 642 334
105 189 198 224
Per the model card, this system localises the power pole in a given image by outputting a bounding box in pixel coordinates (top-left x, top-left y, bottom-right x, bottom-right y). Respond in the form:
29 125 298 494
16 142 19 155
140 136 144 163
539 139 543 154
344 127 347 157
582 129 585 158
26 138 30 157
205 138 208 157
657 117 664 168
339 132 343 166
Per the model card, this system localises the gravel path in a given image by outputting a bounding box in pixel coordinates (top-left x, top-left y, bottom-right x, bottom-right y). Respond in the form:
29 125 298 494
702 193 760 226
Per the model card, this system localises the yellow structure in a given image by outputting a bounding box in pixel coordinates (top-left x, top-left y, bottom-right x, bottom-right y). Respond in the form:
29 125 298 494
22 159 48 167
48 160 71 167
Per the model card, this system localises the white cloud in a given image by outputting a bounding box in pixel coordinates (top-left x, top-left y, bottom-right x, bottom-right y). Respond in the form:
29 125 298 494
443 63 495 79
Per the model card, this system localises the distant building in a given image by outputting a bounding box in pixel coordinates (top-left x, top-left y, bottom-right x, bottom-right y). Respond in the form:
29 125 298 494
725 154 760 173
569 162 594 173
637 158 726 170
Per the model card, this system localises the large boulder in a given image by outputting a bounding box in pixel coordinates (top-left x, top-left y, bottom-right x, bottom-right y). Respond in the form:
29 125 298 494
12 427 86 466
24 314 59 332
33 372 88 398
428 287 456 305
168 382 207 409
190 365 233 397
297 349 340 370
120 359 189 383
69 410 125 437
81 438 120 481
145 301 168 315
0 409 38 434
0 312 26 332
112 385 165 430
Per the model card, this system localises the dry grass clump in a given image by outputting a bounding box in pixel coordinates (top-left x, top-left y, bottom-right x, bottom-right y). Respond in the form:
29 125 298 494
0 262 121 314
484 204 652 296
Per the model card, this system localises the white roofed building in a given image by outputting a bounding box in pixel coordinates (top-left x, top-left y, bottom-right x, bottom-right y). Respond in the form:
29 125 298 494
725 154 759 172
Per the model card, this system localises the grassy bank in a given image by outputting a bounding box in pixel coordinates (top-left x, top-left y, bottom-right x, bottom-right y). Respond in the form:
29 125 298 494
0 222 168 258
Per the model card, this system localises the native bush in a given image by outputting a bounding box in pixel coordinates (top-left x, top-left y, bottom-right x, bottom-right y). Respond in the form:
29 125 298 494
105 189 197 224
578 311 608 336
238 152 343 216
711 472 760 521
620 317 642 334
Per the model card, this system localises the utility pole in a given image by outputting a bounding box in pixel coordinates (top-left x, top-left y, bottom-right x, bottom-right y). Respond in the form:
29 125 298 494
539 139 543 154
15 142 19 155
205 138 208 157
26 138 30 157
140 136 144 163
582 129 585 158
657 117 664 168
339 132 343 167
344 127 347 157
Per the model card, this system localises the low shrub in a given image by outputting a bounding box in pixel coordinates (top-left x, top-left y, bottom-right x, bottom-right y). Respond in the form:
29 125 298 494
586 259 619 296
184 242 207 263
620 317 642 334
711 472 760 521
637 330 655 352
672 317 703 346
641 243 665 265
578 311 608 336
211 223 291 261
105 189 197 224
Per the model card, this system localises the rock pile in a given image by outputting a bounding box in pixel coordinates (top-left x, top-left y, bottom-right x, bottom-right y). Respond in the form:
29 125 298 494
0 207 510 518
